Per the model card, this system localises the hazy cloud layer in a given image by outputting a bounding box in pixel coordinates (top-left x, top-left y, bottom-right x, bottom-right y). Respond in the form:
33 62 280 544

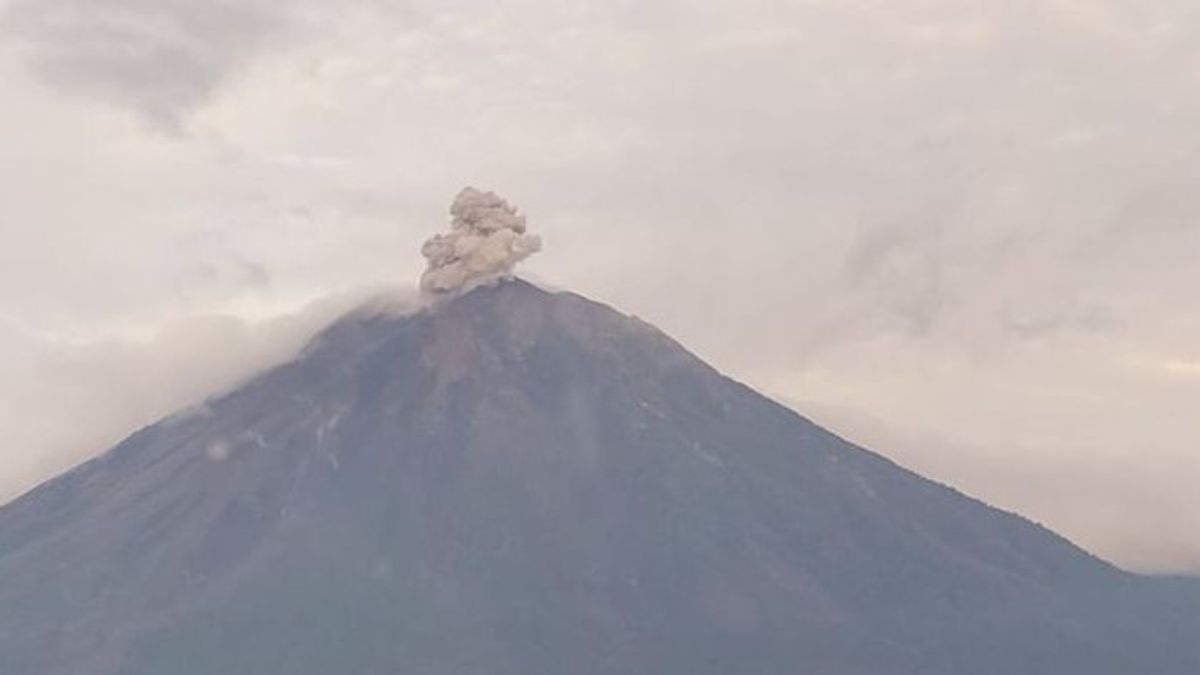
0 286 412 501
0 0 1198 572
1 0 300 133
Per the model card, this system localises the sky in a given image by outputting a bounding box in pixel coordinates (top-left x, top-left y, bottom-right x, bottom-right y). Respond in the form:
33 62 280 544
0 0 1198 574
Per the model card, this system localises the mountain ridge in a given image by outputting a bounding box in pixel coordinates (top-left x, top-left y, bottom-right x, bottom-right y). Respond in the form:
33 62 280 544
0 279 1196 674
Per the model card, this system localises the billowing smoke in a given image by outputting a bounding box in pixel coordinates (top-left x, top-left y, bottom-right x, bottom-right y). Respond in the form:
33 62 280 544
420 187 542 295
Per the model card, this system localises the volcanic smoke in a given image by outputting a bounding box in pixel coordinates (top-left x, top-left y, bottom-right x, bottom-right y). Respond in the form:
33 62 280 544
419 188 542 295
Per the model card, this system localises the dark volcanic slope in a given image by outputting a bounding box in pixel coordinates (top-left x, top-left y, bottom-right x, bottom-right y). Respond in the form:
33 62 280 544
0 280 1196 675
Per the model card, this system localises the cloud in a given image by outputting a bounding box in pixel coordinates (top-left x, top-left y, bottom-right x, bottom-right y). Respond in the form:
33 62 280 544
1 0 293 133
0 285 414 503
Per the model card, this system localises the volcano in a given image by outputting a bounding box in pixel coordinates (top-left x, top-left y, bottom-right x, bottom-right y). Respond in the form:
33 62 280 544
1 279 1197 674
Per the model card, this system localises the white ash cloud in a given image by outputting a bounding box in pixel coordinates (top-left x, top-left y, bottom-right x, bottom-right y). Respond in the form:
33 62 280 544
419 187 542 295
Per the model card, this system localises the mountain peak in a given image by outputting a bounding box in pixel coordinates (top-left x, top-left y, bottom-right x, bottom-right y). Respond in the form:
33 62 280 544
309 277 692 386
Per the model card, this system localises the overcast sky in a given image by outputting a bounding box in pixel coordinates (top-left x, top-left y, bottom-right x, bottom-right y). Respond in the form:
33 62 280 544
1 0 1198 574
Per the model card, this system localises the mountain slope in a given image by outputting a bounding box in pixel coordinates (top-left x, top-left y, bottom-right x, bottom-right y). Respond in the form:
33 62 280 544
0 280 1196 674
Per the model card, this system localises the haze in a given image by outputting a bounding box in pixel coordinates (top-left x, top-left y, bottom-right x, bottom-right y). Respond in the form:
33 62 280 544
0 0 1197 574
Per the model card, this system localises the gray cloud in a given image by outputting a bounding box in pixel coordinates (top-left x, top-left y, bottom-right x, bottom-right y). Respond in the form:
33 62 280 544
1 0 293 133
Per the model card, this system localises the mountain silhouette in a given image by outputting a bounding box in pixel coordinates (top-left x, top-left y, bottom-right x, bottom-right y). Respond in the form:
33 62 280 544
1 279 1197 674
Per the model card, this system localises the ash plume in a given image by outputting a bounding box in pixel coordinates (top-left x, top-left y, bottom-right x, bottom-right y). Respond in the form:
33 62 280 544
419 187 542 295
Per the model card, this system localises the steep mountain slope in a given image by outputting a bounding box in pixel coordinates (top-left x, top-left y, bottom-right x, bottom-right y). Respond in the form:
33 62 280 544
0 280 1196 674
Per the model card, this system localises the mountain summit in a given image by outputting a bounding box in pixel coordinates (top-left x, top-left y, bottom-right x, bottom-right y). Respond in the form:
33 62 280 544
1 280 1197 674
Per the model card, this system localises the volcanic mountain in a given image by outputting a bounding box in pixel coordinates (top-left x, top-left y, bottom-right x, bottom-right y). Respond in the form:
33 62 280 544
1 280 1197 674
